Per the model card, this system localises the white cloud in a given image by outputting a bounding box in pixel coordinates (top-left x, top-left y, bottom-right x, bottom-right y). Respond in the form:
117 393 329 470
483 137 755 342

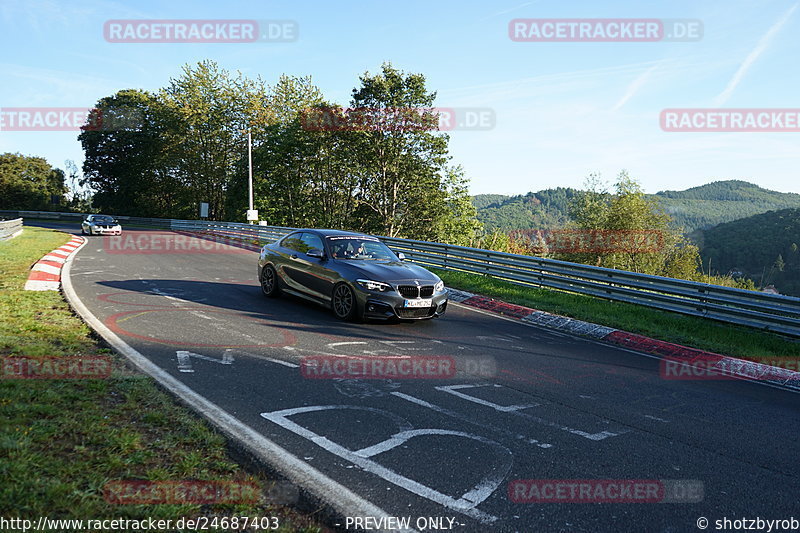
712 3 797 106
611 63 660 112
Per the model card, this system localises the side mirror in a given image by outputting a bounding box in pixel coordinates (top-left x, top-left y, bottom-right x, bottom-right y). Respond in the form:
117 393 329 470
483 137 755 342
306 248 324 259
397 252 406 261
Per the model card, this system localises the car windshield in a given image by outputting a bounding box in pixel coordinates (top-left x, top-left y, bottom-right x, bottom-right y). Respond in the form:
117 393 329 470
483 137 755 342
94 216 115 224
326 236 397 261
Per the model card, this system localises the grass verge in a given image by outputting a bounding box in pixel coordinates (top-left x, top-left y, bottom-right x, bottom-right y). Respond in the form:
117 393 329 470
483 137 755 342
0 226 324 531
434 268 799 362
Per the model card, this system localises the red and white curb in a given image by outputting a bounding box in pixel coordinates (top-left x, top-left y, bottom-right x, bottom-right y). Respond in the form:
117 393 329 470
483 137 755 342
447 288 800 391
24 236 85 291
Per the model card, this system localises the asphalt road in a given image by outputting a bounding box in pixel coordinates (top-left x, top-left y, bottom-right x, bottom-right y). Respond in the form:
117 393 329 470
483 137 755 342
39 223 800 532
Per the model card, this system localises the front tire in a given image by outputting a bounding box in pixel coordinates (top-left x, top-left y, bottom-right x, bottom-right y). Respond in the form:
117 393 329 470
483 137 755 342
260 265 281 297
331 283 359 321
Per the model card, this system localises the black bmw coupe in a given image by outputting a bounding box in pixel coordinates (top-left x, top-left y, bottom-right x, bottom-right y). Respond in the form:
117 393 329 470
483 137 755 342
257 229 448 321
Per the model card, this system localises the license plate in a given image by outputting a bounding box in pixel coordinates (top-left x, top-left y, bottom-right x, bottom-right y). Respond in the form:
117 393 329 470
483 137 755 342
404 298 432 308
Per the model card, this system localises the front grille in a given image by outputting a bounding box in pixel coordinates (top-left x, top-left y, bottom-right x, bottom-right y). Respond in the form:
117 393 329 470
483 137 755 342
396 306 435 318
397 285 419 298
419 285 434 297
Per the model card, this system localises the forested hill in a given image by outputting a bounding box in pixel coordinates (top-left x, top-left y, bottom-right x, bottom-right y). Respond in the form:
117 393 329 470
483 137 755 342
472 188 578 231
473 181 800 233
654 180 800 231
697 208 800 297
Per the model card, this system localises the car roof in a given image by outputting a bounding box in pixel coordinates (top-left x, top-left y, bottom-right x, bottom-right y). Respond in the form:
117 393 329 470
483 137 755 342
293 229 376 238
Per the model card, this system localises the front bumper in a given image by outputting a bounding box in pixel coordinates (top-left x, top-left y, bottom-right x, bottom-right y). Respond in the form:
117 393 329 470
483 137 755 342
355 285 448 320
90 226 122 235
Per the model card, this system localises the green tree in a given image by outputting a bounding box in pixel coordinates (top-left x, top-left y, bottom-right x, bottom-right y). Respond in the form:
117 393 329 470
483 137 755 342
0 153 66 210
347 62 467 240
79 89 184 216
159 60 272 220
248 76 356 228
565 171 701 278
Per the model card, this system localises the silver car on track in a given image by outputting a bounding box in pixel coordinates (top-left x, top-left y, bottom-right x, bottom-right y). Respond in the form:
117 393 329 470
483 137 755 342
81 214 122 236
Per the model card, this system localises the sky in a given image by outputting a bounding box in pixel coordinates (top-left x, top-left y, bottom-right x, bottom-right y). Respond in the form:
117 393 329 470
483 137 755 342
1 0 799 196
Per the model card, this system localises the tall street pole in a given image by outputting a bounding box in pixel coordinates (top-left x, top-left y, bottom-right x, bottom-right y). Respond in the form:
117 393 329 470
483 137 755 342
247 130 254 224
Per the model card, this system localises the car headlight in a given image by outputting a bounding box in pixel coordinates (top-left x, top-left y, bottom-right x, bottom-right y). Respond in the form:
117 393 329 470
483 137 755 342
356 279 392 292
434 280 445 292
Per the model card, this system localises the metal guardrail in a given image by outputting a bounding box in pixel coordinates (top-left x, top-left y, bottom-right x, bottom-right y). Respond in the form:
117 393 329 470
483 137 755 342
0 217 23 241
169 219 800 338
380 236 800 338
169 219 295 244
2 210 799 337
0 210 175 229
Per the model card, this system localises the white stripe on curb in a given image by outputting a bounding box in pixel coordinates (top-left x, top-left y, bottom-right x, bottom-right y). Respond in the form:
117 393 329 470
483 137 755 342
31 263 61 275
23 280 60 291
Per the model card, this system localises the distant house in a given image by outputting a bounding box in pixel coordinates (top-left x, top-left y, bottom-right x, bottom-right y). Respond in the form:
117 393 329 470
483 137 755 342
761 285 780 295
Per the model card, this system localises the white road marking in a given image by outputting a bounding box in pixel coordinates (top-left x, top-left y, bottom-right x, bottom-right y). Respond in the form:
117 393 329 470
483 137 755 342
226 349 299 368
176 351 194 373
260 405 503 523
190 310 213 321
175 350 234 373
378 340 430 352
148 287 184 302
437 385 625 441
644 415 670 423
437 384 540 412
262 356 299 368
327 342 369 347
391 392 553 449
284 345 412 359
477 336 512 342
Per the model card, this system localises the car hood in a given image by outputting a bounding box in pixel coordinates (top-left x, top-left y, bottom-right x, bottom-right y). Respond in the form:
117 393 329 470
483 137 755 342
343 260 439 283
